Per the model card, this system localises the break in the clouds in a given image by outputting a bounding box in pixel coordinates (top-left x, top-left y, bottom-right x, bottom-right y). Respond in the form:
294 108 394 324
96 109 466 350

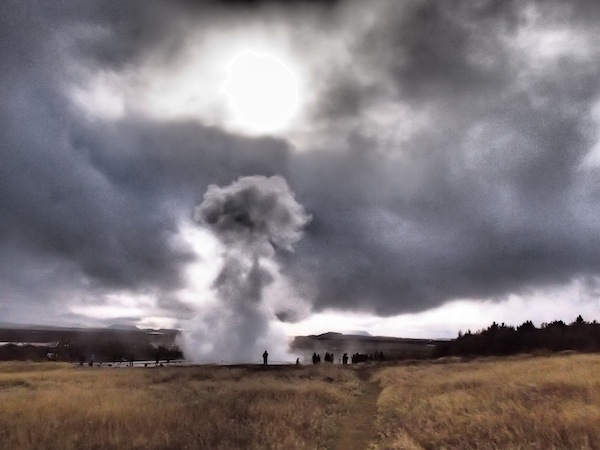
2 0 600 340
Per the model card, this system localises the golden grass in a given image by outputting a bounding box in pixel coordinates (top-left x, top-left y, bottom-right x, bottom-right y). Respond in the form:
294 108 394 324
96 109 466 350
7 355 600 449
0 363 359 450
373 354 600 450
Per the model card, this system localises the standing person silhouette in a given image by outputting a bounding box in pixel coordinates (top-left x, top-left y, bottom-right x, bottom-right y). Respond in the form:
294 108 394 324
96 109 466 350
262 350 269 366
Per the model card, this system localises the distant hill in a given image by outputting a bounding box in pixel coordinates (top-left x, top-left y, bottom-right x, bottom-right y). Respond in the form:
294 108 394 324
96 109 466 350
344 330 372 337
0 324 182 362
106 324 140 331
0 321 75 330
290 332 444 361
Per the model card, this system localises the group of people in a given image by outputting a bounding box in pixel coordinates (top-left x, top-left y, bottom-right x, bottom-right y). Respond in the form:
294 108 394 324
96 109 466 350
260 349 386 366
311 352 350 364
350 351 385 363
310 351 385 364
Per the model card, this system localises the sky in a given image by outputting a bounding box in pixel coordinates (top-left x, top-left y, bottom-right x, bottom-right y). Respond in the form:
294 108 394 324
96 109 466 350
2 0 600 361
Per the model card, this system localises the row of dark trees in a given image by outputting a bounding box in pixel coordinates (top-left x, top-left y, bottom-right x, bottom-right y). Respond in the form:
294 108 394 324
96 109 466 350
0 327 183 362
0 342 183 363
0 344 50 361
68 343 183 364
435 315 600 357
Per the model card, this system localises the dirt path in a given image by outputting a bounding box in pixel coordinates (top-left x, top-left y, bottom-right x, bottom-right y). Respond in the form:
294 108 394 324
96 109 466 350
334 367 381 450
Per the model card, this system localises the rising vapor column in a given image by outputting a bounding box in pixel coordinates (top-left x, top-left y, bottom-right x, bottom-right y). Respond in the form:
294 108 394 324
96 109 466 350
183 175 311 363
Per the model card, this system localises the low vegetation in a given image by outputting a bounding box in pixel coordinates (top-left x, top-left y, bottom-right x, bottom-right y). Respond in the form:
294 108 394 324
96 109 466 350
373 354 600 449
5 354 600 449
0 363 359 450
435 315 600 358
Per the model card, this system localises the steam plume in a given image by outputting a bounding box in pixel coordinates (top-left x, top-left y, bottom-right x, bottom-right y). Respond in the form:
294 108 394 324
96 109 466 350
181 175 311 363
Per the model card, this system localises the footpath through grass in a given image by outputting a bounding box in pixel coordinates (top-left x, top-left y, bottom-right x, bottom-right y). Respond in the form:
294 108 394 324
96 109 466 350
333 366 381 450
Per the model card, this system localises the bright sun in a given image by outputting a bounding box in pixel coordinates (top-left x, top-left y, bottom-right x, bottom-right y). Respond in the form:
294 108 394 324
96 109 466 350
223 51 298 133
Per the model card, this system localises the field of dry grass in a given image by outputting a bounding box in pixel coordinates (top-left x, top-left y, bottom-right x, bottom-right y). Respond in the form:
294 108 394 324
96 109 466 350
5 354 600 450
373 354 600 450
0 363 360 450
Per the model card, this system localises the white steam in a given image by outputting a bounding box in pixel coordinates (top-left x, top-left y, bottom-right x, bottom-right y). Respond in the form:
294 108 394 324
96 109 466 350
180 175 311 363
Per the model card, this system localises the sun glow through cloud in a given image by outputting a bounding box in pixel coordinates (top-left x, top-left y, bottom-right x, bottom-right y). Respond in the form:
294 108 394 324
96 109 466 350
8 0 600 354
223 51 298 134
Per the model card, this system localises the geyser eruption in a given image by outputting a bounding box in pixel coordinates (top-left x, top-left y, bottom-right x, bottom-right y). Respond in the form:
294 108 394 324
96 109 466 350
181 175 311 363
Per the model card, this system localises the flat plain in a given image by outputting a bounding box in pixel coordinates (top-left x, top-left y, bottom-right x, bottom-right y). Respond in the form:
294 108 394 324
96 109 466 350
2 354 600 449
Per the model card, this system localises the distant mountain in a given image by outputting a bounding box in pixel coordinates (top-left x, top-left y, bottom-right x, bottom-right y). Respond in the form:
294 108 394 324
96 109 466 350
0 322 78 330
0 322 178 333
314 332 343 338
344 330 372 337
313 331 375 338
0 321 29 329
290 331 444 360
107 324 140 331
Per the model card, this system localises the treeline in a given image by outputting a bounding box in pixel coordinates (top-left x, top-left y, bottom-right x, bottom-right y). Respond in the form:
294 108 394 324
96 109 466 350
435 315 600 357
0 342 183 363
60 342 184 364
0 327 183 362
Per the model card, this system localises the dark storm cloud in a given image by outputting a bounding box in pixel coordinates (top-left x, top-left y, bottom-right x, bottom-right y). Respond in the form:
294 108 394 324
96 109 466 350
73 119 291 202
0 89 192 291
287 0 600 314
0 0 296 314
361 1 518 100
2 0 600 325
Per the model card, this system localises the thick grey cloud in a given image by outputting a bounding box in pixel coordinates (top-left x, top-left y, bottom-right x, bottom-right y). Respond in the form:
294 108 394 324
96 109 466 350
287 0 600 314
1 0 600 329
0 0 294 310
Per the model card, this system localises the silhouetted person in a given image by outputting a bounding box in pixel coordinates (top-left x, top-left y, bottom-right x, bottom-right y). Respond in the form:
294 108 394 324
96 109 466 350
296 357 300 365
262 350 268 365
342 353 348 365
312 352 317 364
